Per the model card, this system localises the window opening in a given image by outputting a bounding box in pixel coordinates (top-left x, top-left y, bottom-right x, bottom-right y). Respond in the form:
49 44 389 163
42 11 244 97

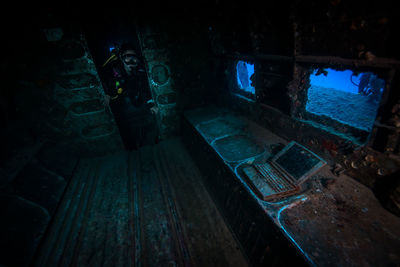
236 61 255 94
306 68 385 132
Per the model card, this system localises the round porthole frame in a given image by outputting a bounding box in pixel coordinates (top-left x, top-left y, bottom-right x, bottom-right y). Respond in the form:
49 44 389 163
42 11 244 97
149 62 171 86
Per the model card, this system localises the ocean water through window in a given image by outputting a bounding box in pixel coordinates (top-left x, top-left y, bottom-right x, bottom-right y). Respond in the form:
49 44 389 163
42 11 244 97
306 68 385 132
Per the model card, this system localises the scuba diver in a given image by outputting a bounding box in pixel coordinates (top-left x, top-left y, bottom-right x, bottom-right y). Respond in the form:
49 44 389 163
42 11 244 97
357 73 372 95
351 72 384 102
101 42 159 150
368 75 385 100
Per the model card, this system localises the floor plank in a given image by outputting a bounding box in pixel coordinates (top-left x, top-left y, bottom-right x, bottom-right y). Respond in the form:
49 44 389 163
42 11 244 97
34 139 248 267
158 139 249 267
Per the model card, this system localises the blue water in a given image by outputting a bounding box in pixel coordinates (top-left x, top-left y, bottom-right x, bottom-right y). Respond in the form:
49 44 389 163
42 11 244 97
236 61 255 94
310 69 360 94
306 69 385 132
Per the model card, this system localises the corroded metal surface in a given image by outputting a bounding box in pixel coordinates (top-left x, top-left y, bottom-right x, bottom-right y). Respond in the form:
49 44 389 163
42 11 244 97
183 105 400 267
280 170 400 266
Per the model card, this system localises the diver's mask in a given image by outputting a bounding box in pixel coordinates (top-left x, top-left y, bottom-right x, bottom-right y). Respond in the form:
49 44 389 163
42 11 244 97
122 50 139 70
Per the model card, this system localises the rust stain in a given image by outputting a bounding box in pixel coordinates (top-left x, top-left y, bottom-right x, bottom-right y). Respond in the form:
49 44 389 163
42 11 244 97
321 139 338 156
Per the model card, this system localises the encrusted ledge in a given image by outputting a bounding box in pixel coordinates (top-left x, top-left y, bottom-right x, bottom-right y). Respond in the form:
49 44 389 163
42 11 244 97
182 105 400 267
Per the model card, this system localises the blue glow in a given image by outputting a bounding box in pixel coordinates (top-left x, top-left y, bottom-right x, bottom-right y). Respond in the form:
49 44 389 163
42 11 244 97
306 68 385 132
276 198 316 266
109 47 115 52
236 61 255 94
310 69 359 94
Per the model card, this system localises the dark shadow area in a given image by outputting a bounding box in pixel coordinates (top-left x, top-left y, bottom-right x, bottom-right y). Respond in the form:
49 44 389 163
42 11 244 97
374 170 400 217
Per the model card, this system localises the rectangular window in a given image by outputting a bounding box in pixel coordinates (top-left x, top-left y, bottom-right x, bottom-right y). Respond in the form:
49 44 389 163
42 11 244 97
306 68 385 133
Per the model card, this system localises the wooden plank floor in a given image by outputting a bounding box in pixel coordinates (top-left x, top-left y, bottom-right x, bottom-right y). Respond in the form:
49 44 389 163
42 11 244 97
33 138 248 267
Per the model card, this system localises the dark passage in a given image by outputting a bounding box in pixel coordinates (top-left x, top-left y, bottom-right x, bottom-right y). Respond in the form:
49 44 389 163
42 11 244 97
33 139 248 267
2 2 400 267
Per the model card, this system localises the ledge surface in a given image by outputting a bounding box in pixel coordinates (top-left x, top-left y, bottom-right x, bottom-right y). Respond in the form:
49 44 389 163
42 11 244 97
184 105 400 266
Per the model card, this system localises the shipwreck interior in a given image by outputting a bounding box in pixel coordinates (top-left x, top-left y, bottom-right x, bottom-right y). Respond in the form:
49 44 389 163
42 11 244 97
1 1 400 266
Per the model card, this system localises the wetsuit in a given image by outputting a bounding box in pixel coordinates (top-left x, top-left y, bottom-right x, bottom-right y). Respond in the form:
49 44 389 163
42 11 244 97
358 73 371 95
102 57 157 150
